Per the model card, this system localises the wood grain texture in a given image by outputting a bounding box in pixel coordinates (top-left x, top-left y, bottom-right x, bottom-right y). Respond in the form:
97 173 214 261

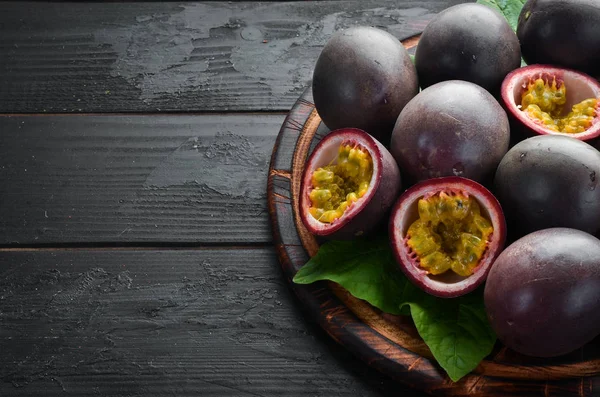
0 0 470 114
0 248 435 397
0 114 283 245
267 88 600 396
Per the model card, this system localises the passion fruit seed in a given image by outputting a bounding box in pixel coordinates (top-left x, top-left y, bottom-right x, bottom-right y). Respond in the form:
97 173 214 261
309 143 373 223
405 190 493 277
521 76 598 134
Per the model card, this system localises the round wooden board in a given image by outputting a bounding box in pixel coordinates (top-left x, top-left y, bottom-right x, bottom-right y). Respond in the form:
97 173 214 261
267 88 600 397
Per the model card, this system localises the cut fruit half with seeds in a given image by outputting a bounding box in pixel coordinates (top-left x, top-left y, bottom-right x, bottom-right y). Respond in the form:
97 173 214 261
389 177 506 298
299 128 402 240
501 65 600 143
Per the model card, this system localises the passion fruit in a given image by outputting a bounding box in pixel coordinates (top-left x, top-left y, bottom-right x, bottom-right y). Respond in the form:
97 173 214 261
299 128 401 240
484 228 600 357
517 0 600 77
414 3 521 95
494 135 600 236
390 80 510 186
389 177 506 298
312 26 418 145
501 65 600 143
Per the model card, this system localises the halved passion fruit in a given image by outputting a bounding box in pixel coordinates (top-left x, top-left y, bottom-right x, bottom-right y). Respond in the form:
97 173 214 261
501 65 600 142
299 128 401 240
389 177 506 298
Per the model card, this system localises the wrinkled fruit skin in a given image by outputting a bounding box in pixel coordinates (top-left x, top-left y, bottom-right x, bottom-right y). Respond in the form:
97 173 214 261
518 0 600 77
494 135 600 236
484 228 600 357
390 80 510 186
299 128 402 240
312 26 418 145
415 3 521 94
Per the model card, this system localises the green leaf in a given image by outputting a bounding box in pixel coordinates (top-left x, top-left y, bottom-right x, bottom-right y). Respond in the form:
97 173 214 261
401 284 497 382
476 0 526 31
293 236 497 382
293 237 410 316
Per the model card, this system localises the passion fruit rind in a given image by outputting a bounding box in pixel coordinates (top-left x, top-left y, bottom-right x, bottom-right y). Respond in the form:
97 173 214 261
389 177 506 298
517 0 600 77
501 65 600 144
300 128 401 240
312 26 418 145
485 228 600 358
493 134 600 236
415 3 521 95
391 80 510 186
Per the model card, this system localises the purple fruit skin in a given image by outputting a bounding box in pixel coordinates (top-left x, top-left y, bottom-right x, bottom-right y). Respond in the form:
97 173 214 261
518 0 600 77
312 26 418 145
494 135 600 235
484 228 600 357
415 3 521 94
390 80 510 185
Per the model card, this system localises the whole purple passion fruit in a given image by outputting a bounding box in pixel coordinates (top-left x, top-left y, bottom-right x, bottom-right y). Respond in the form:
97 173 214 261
390 80 510 185
312 26 418 145
389 177 506 298
501 65 600 143
299 128 401 240
485 228 600 357
415 3 521 94
494 135 600 236
517 0 600 77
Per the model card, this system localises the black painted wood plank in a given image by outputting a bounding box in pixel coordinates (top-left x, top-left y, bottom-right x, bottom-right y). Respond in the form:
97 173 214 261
0 0 471 114
0 248 427 396
0 115 283 245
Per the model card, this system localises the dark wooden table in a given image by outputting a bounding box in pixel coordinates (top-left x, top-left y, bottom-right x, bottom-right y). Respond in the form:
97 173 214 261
0 2 471 396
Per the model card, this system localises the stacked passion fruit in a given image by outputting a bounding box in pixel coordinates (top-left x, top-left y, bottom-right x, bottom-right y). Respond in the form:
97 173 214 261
298 0 600 359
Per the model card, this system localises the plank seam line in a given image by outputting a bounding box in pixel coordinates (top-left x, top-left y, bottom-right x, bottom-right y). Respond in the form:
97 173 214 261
0 242 273 252
0 110 290 117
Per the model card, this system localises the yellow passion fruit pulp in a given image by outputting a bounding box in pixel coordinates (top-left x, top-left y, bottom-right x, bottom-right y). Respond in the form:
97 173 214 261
521 76 598 134
309 143 373 223
406 190 493 277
